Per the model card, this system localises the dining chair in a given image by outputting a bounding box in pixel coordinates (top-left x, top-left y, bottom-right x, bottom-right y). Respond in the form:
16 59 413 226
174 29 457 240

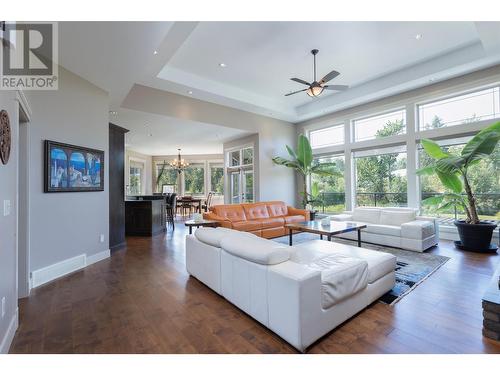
166 193 177 229
201 191 214 212
179 196 193 216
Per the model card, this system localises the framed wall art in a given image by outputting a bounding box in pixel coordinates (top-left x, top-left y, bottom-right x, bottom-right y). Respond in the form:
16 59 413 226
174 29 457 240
44 140 105 192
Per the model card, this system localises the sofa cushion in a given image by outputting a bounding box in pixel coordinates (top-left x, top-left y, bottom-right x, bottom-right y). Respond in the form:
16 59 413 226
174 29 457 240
352 208 381 224
220 236 291 265
401 220 435 240
194 227 254 248
380 209 416 226
306 254 369 308
266 201 288 217
292 240 396 284
284 215 306 224
232 220 262 232
366 224 401 237
212 205 247 222
260 217 285 229
243 203 270 220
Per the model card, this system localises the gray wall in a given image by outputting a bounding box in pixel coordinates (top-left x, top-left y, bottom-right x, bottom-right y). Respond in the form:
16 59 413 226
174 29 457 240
26 67 109 271
223 131 298 206
0 90 19 352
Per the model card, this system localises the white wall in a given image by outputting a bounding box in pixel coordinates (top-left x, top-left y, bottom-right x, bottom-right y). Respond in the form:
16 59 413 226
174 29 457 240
223 130 298 206
26 67 110 273
125 149 152 195
0 90 19 353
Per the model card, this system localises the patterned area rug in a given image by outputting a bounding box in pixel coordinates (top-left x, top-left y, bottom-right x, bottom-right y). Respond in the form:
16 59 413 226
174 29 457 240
272 233 450 305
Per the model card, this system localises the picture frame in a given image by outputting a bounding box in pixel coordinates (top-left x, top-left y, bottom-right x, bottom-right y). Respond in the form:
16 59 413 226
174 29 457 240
162 184 176 194
44 140 105 193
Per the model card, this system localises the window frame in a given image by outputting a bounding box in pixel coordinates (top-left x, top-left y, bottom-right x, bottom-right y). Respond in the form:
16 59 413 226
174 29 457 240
416 84 500 132
352 108 407 143
309 123 345 149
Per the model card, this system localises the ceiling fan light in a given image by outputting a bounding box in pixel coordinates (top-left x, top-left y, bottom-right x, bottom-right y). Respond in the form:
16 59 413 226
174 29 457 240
306 86 324 97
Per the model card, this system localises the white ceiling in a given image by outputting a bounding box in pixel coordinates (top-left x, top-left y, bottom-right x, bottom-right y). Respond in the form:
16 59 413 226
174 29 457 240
56 21 500 154
115 108 250 155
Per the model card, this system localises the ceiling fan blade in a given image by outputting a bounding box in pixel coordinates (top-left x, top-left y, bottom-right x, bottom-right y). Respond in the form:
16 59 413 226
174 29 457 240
290 78 311 86
285 88 308 96
323 85 349 91
319 70 340 84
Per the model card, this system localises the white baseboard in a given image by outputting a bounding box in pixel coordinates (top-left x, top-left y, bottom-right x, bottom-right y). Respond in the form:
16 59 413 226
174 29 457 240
0 308 18 354
86 249 110 266
31 249 110 289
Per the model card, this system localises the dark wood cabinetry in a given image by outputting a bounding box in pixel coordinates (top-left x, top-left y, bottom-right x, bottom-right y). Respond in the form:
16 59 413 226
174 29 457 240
125 198 166 236
109 123 129 251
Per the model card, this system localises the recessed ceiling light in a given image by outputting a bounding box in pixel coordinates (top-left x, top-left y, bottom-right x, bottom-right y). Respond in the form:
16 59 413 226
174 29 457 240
187 90 193 95
219 63 227 68
415 34 422 40
153 50 158 55
109 111 118 115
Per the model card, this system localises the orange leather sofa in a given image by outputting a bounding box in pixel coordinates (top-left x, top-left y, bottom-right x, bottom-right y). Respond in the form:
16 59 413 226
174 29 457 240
203 201 310 239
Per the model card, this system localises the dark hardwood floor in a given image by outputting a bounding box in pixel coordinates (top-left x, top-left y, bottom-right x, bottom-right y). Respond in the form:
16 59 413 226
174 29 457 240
10 219 500 354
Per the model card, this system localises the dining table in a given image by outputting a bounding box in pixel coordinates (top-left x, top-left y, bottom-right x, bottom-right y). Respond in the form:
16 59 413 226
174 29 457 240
177 197 203 214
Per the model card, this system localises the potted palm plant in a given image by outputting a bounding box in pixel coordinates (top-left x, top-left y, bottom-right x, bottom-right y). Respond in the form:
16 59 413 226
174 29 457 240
417 121 500 252
272 134 341 209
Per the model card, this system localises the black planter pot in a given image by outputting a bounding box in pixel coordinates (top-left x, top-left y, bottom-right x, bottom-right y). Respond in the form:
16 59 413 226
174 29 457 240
454 220 498 253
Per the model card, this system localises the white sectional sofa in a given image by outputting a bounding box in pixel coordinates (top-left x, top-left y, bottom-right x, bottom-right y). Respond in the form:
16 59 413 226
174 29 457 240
186 227 396 352
330 207 439 252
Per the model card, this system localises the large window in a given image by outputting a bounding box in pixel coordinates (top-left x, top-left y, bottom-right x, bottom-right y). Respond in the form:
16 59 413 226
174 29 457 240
310 155 345 213
129 162 143 195
210 164 224 195
418 86 500 131
353 109 406 142
184 164 205 195
419 137 500 221
309 124 344 149
355 146 407 207
156 163 178 192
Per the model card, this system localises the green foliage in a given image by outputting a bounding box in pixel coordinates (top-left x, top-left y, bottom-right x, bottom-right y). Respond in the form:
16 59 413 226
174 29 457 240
417 121 500 224
210 167 224 194
273 134 341 207
356 119 407 206
184 166 205 195
156 163 178 192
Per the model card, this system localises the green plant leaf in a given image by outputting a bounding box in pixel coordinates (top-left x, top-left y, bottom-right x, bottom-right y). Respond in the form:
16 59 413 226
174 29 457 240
285 145 298 161
272 156 300 170
296 135 313 169
436 170 462 193
436 201 456 212
421 195 445 206
461 130 500 166
421 139 450 159
435 156 465 174
311 181 320 197
416 165 435 175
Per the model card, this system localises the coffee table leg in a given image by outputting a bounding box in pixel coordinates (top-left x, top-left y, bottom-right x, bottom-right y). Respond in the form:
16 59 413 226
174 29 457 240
320 234 323 240
189 226 193 235
289 229 293 246
357 229 361 247
328 235 331 241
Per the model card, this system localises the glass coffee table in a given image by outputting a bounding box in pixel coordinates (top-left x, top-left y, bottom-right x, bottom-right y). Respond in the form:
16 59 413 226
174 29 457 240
285 221 367 246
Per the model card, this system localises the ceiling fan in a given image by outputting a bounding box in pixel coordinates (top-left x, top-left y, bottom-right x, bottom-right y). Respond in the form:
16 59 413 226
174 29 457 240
285 49 348 98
